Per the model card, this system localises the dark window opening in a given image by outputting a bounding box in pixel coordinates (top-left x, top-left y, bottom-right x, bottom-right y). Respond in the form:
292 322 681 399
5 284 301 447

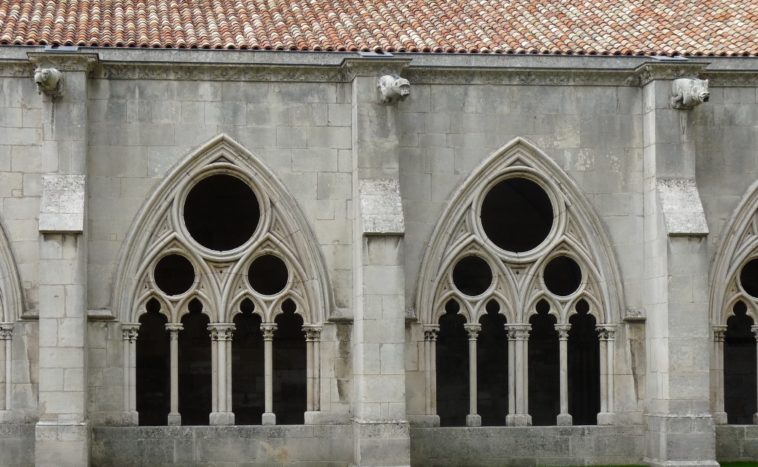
184 174 259 251
568 300 599 425
481 177 553 253
529 300 559 425
249 254 289 295
741 259 758 298
452 255 493 296
232 299 263 425
137 298 169 426
544 256 582 296
154 254 194 296
725 301 756 424
273 299 306 424
437 300 468 426
478 300 508 425
179 299 212 425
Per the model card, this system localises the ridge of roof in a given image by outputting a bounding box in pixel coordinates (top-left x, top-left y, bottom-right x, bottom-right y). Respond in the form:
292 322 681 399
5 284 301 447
1 1 757 57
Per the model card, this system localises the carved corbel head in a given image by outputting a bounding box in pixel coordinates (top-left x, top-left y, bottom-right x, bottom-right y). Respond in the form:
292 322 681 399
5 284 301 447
378 74 410 104
34 67 63 98
670 77 709 110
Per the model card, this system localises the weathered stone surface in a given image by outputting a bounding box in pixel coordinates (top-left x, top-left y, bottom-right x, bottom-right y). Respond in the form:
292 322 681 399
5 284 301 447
38 175 85 233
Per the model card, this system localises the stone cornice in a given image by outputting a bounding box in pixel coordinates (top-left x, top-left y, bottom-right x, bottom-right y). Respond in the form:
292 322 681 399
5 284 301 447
405 66 642 86
633 60 710 86
340 57 411 80
27 52 99 73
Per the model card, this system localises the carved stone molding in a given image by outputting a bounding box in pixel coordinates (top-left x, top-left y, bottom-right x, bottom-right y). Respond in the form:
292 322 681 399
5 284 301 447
405 67 642 87
596 325 617 341
555 324 571 340
208 323 235 341
302 325 322 341
165 323 184 334
0 61 34 78
95 63 345 82
463 323 481 339
423 325 439 342
506 324 531 341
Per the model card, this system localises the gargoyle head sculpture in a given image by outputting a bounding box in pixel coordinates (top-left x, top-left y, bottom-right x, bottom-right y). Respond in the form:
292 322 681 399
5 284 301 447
378 74 411 104
34 67 63 98
671 78 709 110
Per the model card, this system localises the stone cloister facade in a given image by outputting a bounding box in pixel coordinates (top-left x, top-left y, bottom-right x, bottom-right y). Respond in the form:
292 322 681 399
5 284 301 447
0 47 755 466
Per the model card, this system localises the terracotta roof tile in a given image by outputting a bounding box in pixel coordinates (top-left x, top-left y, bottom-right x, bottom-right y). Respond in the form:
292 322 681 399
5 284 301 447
1 1 757 56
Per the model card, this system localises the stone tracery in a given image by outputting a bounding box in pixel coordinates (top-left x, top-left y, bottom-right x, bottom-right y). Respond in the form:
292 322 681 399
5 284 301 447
710 180 758 425
114 134 330 425
416 137 623 427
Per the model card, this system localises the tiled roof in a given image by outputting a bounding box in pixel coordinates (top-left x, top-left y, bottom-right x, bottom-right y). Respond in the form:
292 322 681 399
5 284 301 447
1 1 757 56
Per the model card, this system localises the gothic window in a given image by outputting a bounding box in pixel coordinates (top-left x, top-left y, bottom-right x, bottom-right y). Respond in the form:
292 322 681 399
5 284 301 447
710 181 758 425
417 138 621 427
116 135 329 426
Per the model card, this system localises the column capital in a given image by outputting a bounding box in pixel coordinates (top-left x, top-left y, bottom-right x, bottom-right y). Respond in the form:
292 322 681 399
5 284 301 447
555 324 572 340
302 324 322 341
261 323 277 340
423 324 440 341
0 322 13 340
121 323 140 342
596 324 617 341
713 325 728 342
165 323 184 333
751 325 758 341
506 323 530 341
208 323 235 341
463 323 481 339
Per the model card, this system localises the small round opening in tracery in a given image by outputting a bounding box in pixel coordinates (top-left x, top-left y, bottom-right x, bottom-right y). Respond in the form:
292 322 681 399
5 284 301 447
153 254 195 296
543 255 582 296
248 254 289 295
452 255 493 296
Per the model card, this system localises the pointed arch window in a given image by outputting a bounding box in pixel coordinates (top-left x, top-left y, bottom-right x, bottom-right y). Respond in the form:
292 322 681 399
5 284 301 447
710 183 758 425
115 135 330 426
416 138 622 427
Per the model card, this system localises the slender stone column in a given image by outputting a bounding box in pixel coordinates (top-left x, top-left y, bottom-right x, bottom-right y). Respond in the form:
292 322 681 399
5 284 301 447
0 323 12 418
506 326 516 425
422 325 440 422
209 324 235 425
556 324 572 426
261 323 277 425
121 324 139 425
712 326 727 424
752 325 758 425
464 323 482 427
597 325 617 425
303 325 322 423
166 323 183 426
507 324 531 426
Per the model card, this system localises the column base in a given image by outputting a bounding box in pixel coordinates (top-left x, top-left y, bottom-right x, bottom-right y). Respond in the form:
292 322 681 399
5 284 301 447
262 412 276 425
597 411 615 425
352 420 410 467
506 414 532 426
167 412 181 426
209 411 235 425
35 421 89 467
465 414 481 427
556 413 573 426
713 411 727 425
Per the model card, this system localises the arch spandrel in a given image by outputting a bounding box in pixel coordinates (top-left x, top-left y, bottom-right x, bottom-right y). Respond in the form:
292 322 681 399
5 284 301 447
711 179 758 326
415 137 623 326
113 134 332 325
